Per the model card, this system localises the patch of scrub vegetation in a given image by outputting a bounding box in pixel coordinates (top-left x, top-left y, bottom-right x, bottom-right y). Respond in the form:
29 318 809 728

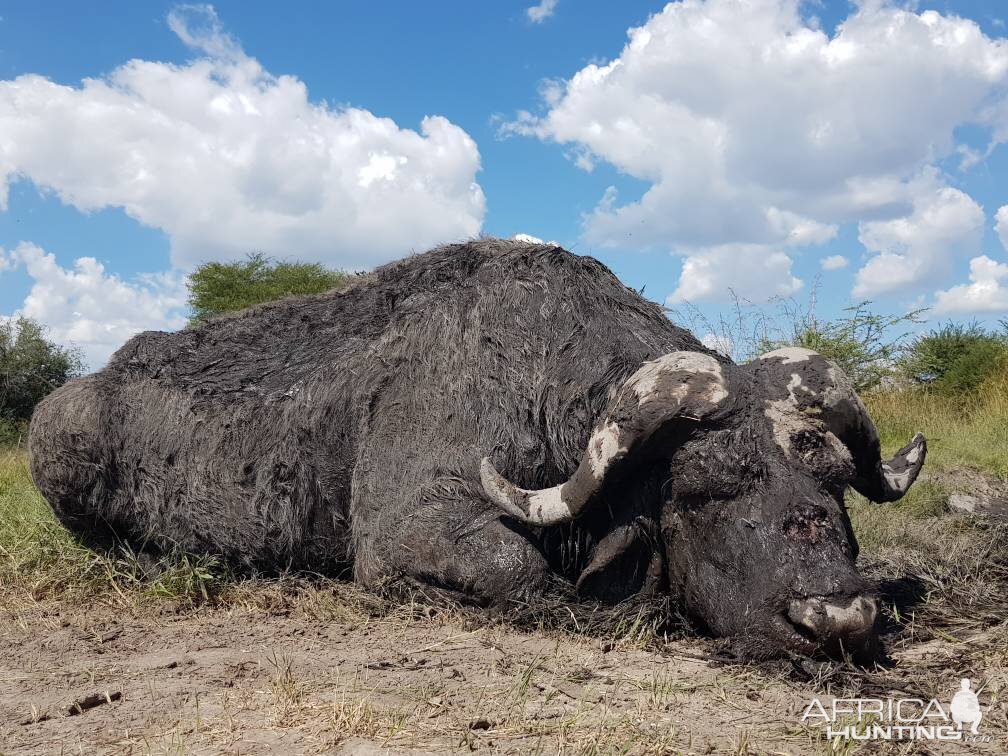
0 317 83 446
865 362 1008 478
186 253 354 326
898 321 1008 395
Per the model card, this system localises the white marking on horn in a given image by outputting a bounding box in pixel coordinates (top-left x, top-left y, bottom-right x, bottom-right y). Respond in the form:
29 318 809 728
588 420 627 480
882 465 913 491
880 434 925 493
480 457 573 525
786 372 802 402
479 458 528 520
527 488 573 524
631 351 728 405
758 346 818 364
764 399 805 459
480 351 730 525
904 444 922 465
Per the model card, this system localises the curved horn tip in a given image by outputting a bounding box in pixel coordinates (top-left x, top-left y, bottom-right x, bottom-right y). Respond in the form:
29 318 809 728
881 432 927 499
901 432 927 464
479 457 573 526
480 457 536 522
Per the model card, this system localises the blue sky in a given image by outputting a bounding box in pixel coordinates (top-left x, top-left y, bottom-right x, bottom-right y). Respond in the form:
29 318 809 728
1 1 1007 367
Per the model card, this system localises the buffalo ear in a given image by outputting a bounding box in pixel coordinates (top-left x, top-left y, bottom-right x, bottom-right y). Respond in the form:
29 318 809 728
575 521 664 603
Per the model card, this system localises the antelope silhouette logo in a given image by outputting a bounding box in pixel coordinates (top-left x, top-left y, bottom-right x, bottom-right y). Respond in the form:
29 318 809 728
949 678 982 734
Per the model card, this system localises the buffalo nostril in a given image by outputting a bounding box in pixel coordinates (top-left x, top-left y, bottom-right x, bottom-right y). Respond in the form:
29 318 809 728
787 595 877 642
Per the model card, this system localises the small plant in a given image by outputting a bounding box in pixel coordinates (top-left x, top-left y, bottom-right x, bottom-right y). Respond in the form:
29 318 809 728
266 649 306 724
145 551 227 602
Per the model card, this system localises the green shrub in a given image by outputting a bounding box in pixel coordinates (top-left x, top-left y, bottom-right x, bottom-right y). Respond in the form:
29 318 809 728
0 317 83 445
187 253 352 325
0 418 28 447
940 340 1008 395
898 322 1008 395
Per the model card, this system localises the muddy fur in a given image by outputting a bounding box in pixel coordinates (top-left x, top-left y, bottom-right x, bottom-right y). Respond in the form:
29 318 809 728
29 239 712 577
28 238 921 659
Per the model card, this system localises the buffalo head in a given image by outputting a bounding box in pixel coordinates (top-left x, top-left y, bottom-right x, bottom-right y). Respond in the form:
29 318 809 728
481 348 925 660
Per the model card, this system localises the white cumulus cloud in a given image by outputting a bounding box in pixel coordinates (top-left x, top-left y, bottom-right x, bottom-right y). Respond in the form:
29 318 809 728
505 0 1008 303
700 331 734 357
934 255 1008 313
853 177 985 298
666 244 802 304
0 5 485 271
2 242 188 368
821 255 848 271
997 205 1008 252
527 0 559 24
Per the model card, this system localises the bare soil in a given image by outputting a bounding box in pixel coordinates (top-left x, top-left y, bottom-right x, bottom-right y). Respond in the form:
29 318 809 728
1 594 1005 755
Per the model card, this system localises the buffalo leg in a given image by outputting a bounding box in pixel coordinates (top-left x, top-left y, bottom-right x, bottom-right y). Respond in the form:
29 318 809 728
356 497 553 607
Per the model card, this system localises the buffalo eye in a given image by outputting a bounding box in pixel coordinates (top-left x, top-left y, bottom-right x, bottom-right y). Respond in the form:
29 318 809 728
790 430 821 456
782 505 830 544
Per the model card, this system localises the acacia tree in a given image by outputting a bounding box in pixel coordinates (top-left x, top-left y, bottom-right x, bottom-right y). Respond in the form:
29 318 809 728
187 253 351 325
0 317 83 444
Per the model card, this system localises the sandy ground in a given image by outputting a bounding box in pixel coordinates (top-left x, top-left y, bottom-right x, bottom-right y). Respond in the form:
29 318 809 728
1 595 1005 755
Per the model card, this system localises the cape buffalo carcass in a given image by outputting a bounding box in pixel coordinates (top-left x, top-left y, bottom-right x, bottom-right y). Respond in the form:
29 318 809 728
29 238 926 659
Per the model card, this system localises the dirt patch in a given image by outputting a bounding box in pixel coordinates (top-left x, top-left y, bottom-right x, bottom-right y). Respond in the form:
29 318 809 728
924 468 1008 515
1 596 1006 755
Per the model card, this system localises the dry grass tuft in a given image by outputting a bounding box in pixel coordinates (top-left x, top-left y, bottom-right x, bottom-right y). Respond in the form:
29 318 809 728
848 490 1008 667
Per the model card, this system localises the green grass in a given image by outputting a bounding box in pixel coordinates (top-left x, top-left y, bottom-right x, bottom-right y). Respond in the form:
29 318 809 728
0 448 228 605
864 364 1008 478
